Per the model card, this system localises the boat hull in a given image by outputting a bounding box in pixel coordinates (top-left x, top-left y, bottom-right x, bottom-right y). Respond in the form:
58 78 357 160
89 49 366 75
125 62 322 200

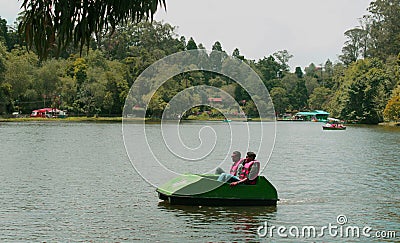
158 192 277 206
156 174 278 206
322 126 346 130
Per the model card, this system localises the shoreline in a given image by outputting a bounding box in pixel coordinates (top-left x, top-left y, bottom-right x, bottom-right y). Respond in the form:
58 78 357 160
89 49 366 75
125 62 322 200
0 117 124 123
1 117 399 126
378 122 400 127
0 117 265 123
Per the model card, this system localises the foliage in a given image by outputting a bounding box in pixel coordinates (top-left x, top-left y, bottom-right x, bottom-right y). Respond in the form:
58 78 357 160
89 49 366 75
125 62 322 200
308 87 331 110
252 55 281 90
273 50 293 71
270 87 288 115
339 28 368 65
1 13 399 123
186 37 198 50
0 41 6 80
327 58 389 124
18 0 166 59
383 84 400 121
232 48 244 61
341 0 400 63
295 67 303 78
367 0 400 60
0 17 20 51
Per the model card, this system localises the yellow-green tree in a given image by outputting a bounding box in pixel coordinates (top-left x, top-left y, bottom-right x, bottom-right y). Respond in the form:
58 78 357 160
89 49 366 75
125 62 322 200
384 85 400 121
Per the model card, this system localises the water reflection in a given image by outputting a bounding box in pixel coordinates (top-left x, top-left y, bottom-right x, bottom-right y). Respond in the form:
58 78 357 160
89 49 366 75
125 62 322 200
158 202 277 240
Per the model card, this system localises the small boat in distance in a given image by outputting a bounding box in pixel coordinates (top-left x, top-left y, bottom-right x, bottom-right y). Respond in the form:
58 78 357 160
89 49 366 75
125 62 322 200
156 174 278 206
322 118 346 130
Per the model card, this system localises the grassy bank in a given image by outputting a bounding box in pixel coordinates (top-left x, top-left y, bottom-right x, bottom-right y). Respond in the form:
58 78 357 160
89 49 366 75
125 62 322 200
0 116 270 123
0 117 123 123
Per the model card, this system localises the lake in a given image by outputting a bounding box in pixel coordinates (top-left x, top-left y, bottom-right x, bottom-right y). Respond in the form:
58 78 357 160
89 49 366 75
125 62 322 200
0 121 399 242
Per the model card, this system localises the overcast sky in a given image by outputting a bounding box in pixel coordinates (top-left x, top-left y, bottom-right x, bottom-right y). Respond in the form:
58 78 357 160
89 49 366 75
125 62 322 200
1 0 372 70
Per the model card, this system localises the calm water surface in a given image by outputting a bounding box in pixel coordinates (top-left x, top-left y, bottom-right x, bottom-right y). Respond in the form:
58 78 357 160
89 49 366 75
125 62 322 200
0 121 399 242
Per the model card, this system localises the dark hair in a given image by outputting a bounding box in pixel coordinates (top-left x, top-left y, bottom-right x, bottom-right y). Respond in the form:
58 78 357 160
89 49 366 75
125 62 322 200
246 152 256 159
232 151 241 157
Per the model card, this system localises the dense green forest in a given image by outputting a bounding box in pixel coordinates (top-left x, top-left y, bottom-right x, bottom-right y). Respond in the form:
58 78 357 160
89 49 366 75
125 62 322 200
0 0 399 123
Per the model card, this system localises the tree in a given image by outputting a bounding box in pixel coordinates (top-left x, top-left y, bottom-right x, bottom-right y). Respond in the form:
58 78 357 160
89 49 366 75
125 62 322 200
273 50 293 71
18 0 166 59
295 66 303 78
329 58 389 123
0 17 9 46
209 77 224 87
339 28 367 65
0 41 6 81
186 37 198 50
210 41 226 72
293 79 308 111
304 76 319 97
211 41 223 52
0 82 12 114
270 87 289 115
383 84 400 121
242 99 258 117
4 47 38 113
323 59 335 88
0 17 20 51
384 54 400 92
279 73 307 111
73 58 88 86
339 15 372 65
232 48 244 61
35 59 63 97
367 0 400 59
252 55 282 90
145 92 166 118
0 42 10 113
103 63 129 115
101 20 182 60
308 87 331 110
304 63 318 78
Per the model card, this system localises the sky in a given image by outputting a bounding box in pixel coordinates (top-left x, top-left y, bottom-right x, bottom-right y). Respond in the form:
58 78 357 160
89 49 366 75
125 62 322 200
0 0 372 70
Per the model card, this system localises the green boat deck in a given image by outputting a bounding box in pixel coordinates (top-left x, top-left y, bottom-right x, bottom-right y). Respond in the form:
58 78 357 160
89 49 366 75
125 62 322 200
156 174 278 206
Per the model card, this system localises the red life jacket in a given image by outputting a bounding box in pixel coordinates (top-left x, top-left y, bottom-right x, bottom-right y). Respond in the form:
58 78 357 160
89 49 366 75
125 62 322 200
230 158 245 176
239 160 259 185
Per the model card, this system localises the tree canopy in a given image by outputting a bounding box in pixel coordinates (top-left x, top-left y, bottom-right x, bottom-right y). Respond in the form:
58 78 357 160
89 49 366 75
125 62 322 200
18 0 166 59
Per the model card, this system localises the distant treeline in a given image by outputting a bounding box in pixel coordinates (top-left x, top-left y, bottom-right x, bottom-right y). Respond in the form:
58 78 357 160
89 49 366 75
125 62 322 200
0 0 399 123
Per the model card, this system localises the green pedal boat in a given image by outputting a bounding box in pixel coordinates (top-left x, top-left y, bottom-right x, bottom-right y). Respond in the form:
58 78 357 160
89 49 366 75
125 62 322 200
156 174 279 206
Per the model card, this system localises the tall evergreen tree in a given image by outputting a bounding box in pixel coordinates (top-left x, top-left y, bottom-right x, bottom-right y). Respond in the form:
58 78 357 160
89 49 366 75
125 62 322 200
186 37 198 50
295 66 303 78
367 0 400 59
